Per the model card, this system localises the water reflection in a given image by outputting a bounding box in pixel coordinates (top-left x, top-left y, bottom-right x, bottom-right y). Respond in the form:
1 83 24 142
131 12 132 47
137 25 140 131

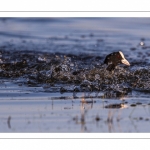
80 95 94 132
77 92 129 132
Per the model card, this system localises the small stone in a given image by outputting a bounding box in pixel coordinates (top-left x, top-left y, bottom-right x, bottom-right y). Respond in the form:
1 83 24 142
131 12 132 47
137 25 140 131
139 117 143 120
130 47 136 51
95 116 100 121
130 104 137 107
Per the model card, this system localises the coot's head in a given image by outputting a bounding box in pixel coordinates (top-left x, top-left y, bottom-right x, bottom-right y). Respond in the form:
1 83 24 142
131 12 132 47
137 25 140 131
104 51 130 71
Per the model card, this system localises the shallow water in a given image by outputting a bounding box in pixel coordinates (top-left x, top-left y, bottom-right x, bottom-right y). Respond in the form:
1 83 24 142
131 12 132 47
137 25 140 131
0 18 150 132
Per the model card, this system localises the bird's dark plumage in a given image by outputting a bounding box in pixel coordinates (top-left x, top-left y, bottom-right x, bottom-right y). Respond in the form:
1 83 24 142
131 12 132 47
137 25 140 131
104 51 130 71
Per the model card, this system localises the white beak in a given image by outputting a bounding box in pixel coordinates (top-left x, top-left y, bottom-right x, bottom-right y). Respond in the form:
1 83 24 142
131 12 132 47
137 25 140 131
121 58 130 66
